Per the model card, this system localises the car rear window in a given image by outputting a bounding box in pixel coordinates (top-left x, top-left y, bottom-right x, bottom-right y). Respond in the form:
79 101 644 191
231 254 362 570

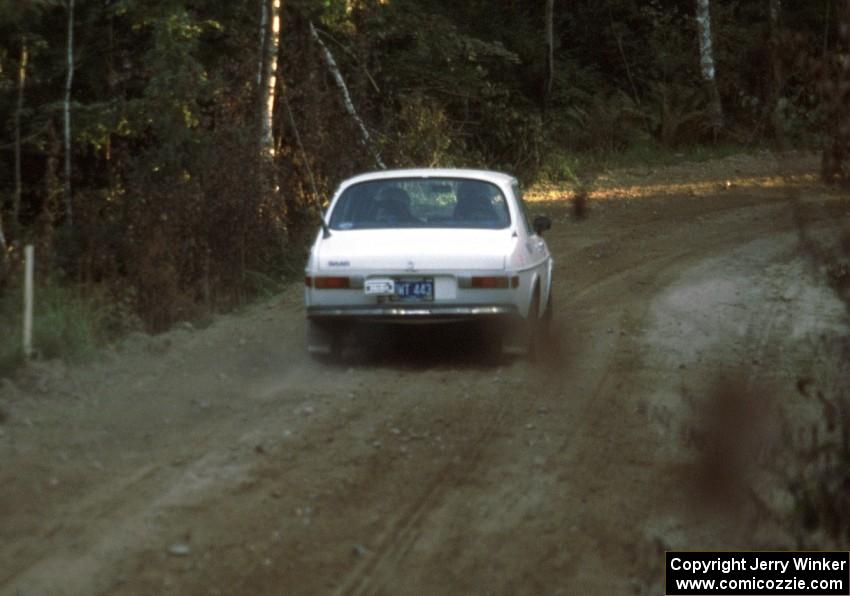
328 178 511 230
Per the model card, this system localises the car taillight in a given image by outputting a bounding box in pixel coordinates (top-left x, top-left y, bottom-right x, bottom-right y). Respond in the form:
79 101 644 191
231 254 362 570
313 276 351 289
304 276 313 287
471 276 510 289
511 275 519 288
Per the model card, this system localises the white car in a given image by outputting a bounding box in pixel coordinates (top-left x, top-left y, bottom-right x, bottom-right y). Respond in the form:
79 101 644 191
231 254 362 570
304 168 553 359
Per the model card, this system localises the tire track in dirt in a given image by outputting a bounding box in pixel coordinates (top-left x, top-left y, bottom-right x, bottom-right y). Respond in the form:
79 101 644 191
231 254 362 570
331 223 743 594
518 204 803 589
333 395 514 596
2 447 256 595
3 164 838 595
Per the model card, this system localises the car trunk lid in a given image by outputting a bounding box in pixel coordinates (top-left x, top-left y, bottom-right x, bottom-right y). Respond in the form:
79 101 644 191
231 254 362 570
317 228 512 272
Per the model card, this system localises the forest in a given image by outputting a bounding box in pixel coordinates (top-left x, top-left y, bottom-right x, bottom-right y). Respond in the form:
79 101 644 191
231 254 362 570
0 0 848 355
2 3 850 590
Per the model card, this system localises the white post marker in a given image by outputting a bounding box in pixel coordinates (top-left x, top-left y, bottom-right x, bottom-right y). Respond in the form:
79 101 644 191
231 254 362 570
23 244 34 359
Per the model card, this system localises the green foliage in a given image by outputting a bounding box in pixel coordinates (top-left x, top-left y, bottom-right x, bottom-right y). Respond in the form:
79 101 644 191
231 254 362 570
0 0 843 336
772 92 825 146
391 93 453 167
357 0 531 169
243 269 287 299
606 140 744 169
32 284 103 362
561 91 649 153
536 150 582 185
0 306 24 377
0 281 105 375
645 81 711 147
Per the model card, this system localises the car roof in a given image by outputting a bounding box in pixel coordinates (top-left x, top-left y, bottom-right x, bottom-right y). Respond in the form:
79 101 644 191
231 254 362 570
338 168 517 190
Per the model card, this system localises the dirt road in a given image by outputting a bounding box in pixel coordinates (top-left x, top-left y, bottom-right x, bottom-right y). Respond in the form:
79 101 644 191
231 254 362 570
1 151 847 595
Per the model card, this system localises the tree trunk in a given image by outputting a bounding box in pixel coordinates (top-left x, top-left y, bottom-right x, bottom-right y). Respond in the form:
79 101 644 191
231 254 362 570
63 0 75 227
283 92 320 201
0 212 7 289
769 0 781 28
695 0 724 136
823 0 832 56
821 0 850 185
769 0 785 144
257 0 268 87
13 40 28 230
544 0 555 103
106 13 116 193
608 2 640 107
0 57 4 287
42 123 62 259
258 0 281 159
252 0 283 269
310 21 386 170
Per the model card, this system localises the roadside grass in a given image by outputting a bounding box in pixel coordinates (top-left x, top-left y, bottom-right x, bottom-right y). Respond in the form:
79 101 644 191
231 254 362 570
0 250 308 378
0 288 24 376
0 335 24 379
0 282 107 377
536 141 764 186
603 141 747 169
244 269 289 300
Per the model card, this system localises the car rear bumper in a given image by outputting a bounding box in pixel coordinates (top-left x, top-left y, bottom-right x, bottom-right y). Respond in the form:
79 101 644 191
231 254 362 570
306 304 532 356
307 303 518 323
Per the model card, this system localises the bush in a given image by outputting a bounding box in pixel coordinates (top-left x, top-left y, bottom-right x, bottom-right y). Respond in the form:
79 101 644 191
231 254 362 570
32 284 104 362
0 281 106 375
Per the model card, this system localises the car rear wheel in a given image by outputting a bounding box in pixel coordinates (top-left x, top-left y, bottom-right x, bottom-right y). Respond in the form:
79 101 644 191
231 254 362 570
480 319 505 364
535 287 556 359
542 286 553 324
526 286 542 361
500 285 543 359
307 319 345 363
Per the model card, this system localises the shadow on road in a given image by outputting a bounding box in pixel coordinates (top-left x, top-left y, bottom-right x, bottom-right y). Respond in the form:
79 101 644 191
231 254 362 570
314 318 572 374
331 322 508 370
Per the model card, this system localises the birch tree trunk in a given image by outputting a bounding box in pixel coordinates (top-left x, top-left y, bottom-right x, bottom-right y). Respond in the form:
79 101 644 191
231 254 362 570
545 0 555 101
63 0 75 226
253 0 282 261
695 0 724 136
14 40 28 228
258 0 281 158
310 21 387 170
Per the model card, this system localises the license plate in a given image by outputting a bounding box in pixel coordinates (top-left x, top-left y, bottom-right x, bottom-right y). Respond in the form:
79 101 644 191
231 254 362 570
365 278 395 296
394 278 434 301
